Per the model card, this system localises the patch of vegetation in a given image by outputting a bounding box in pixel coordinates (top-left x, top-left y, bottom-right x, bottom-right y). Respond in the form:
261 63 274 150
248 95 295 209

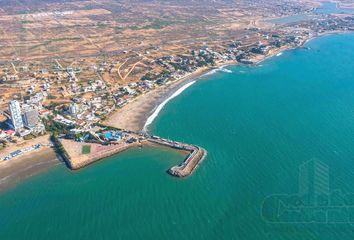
23 134 36 140
129 20 176 31
47 94 57 99
94 123 122 131
129 26 140 30
114 26 124 31
0 140 6 151
20 20 34 24
141 72 156 81
82 145 91 155
43 115 73 136
97 22 107 28
51 37 81 42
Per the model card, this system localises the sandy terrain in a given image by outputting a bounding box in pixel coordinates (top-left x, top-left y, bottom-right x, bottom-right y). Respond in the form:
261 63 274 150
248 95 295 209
0 134 51 159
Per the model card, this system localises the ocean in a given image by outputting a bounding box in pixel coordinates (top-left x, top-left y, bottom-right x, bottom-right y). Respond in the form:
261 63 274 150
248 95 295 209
1 33 354 239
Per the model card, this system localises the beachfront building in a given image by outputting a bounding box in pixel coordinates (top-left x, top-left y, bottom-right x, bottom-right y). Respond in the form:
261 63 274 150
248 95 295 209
23 108 39 128
9 100 24 131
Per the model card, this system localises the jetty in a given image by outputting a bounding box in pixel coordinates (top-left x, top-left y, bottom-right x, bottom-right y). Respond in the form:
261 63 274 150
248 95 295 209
148 136 207 177
54 130 207 178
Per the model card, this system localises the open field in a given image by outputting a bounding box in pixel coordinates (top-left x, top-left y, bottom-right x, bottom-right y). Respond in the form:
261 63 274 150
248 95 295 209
0 0 314 62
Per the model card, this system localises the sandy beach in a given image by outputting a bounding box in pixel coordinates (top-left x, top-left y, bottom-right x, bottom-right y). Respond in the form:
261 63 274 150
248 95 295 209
103 43 305 133
104 66 212 132
0 147 60 192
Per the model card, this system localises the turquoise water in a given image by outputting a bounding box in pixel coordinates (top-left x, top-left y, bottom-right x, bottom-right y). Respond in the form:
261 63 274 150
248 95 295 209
1 33 354 239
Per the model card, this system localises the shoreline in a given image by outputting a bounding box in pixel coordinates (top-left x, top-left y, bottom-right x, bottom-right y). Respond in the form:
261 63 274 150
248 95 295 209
0 31 351 193
104 32 341 133
0 147 61 193
103 66 214 132
143 80 197 131
104 61 242 132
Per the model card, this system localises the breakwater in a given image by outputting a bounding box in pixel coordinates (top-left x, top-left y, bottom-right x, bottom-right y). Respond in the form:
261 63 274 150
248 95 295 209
148 136 207 177
56 133 206 177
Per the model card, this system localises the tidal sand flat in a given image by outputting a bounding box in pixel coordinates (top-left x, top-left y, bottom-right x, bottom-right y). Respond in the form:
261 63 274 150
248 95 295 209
1 33 354 239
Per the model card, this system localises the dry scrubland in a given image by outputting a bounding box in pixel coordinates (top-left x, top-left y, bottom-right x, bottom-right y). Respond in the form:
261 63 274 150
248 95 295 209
0 0 316 62
0 0 319 110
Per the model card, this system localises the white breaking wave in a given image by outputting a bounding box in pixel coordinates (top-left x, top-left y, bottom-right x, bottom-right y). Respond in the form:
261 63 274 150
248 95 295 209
276 52 283 57
143 81 196 131
220 68 233 73
203 66 232 76
202 69 218 76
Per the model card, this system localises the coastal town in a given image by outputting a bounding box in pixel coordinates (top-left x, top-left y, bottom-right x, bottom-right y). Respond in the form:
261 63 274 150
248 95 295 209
0 0 354 181
3 0 354 239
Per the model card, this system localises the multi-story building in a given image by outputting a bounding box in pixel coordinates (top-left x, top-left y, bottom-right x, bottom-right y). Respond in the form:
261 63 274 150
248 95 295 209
9 100 24 131
23 108 39 128
69 103 79 116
